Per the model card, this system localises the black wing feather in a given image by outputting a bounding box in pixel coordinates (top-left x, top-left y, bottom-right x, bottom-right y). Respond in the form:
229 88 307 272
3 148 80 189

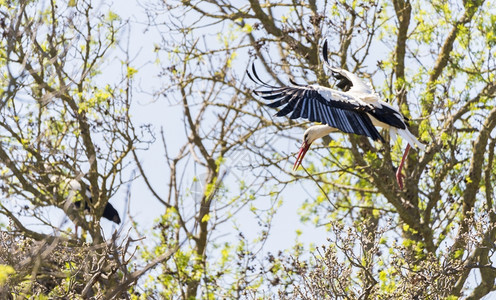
369 105 406 129
260 92 286 101
247 64 398 142
258 85 384 142
247 63 278 88
266 94 293 108
290 98 304 119
323 40 330 66
276 99 297 117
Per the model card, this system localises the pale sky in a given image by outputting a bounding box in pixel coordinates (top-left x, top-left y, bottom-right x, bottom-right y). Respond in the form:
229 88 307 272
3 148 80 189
109 0 329 253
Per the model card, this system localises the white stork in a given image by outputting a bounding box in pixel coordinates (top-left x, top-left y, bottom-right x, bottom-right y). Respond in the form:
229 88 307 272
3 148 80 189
51 175 121 224
249 40 425 189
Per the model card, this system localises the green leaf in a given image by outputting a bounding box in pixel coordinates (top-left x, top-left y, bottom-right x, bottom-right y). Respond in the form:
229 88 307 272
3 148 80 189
0 264 14 285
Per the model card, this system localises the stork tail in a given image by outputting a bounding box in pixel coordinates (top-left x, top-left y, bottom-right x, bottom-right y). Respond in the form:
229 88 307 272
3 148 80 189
398 128 425 151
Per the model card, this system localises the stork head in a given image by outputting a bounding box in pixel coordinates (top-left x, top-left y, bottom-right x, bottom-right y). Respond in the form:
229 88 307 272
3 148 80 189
293 125 336 171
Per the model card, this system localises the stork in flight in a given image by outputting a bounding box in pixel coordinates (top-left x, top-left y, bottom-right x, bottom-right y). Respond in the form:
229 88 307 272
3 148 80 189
249 40 425 189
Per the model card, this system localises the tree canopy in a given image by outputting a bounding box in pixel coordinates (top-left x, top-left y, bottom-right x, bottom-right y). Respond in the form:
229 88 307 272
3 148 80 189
1 0 496 298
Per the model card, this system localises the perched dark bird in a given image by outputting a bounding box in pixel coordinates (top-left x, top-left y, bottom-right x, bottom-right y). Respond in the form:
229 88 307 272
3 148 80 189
249 40 425 189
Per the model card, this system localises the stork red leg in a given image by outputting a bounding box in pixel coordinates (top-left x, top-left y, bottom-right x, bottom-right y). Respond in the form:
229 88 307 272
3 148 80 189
396 144 411 189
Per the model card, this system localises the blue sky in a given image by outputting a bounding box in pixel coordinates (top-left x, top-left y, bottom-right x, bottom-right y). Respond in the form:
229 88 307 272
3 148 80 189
107 0 329 253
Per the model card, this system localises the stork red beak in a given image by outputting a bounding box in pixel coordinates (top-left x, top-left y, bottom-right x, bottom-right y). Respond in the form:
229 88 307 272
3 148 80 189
293 141 311 171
